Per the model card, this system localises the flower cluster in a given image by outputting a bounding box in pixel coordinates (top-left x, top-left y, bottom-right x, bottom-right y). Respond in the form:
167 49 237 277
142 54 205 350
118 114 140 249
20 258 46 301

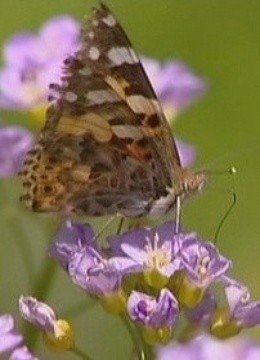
48 220 260 346
0 313 37 359
157 334 260 360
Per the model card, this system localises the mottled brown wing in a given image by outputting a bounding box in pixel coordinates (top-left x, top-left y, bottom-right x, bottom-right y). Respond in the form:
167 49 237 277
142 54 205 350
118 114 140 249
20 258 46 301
20 3 181 216
80 3 181 173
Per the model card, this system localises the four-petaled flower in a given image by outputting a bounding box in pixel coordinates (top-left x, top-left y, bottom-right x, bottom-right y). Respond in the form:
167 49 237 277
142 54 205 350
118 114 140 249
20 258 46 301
111 222 181 288
180 235 232 288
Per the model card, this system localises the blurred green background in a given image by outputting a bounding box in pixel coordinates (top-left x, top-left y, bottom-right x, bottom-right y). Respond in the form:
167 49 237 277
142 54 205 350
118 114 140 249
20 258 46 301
0 1 260 359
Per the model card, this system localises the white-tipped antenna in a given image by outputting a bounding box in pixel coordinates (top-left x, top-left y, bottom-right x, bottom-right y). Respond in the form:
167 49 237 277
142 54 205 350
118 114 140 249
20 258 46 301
204 166 237 176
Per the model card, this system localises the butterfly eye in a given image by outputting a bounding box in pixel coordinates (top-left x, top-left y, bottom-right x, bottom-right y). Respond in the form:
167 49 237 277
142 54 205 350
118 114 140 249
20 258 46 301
186 179 197 192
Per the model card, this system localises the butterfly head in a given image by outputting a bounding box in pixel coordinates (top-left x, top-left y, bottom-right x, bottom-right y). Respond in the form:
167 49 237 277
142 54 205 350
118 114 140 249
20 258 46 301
181 169 208 196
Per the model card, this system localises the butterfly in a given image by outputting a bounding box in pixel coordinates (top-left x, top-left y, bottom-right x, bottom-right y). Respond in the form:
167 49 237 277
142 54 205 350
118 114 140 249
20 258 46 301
20 3 206 220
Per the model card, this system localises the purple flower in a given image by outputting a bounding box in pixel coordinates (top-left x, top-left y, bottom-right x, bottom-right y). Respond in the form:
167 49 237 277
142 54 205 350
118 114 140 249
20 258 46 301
68 246 122 297
50 220 96 269
225 282 260 328
128 289 179 329
0 126 34 178
0 313 37 359
0 15 206 115
157 335 260 360
0 314 23 355
180 235 231 288
0 16 79 110
142 57 207 117
19 296 74 351
110 222 181 283
157 337 201 360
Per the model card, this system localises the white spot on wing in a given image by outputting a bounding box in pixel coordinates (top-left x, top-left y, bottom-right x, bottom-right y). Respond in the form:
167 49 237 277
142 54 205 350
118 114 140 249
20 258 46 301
64 91 78 102
102 14 117 27
88 31 94 39
89 46 100 61
112 125 143 140
126 95 158 114
107 47 139 66
86 89 120 105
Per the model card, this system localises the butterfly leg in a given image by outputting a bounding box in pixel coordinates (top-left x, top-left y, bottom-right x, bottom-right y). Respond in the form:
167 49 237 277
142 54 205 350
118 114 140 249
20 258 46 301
116 216 125 235
175 196 181 234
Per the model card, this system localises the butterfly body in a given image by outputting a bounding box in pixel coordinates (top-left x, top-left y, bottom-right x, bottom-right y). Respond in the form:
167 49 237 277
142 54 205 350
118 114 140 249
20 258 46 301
20 4 207 218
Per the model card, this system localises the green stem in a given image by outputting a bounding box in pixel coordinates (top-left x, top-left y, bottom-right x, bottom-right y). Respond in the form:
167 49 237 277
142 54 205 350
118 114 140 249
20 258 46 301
120 315 145 360
71 346 93 360
134 325 154 360
116 217 125 235
144 342 154 360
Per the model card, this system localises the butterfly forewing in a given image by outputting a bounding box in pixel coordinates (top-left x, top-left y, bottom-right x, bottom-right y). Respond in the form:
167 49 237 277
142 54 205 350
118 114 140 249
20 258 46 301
20 3 182 217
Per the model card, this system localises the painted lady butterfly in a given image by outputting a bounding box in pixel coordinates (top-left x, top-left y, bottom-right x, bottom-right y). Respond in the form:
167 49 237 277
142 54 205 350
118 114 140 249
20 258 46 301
20 3 206 220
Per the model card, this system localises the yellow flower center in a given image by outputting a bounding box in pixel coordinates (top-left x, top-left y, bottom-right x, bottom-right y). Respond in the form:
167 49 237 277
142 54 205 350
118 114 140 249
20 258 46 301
145 233 172 272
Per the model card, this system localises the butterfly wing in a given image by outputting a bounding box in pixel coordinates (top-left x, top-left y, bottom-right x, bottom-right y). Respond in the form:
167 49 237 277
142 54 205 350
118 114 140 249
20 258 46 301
20 4 182 216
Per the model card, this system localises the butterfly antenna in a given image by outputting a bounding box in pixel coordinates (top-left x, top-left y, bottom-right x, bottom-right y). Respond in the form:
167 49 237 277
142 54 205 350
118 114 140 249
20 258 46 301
213 192 237 245
205 166 237 176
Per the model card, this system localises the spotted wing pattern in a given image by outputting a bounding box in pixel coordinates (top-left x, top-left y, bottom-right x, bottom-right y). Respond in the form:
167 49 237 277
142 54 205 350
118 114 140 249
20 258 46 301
20 3 182 217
